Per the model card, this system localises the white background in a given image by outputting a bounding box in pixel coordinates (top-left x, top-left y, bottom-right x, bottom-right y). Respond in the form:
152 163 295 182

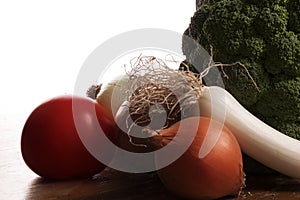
0 0 195 117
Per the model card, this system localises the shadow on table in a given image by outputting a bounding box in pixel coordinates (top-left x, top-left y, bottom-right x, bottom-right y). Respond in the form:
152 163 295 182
24 169 177 200
245 174 300 191
24 168 300 200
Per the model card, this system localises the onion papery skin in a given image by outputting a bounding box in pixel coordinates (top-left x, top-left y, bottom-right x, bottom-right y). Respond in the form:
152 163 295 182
156 117 245 199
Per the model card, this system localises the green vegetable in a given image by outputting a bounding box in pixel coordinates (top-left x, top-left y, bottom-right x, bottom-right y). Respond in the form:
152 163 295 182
182 0 300 139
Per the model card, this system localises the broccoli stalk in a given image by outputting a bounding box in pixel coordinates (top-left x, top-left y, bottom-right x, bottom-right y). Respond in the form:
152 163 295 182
183 0 300 139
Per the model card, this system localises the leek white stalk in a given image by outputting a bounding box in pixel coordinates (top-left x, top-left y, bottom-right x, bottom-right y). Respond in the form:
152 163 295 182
199 86 300 179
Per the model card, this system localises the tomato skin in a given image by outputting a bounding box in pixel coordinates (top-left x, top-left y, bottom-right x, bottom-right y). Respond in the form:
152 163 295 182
21 95 116 180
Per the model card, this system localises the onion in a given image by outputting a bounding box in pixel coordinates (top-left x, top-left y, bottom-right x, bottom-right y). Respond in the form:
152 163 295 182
96 75 130 119
151 116 245 199
93 56 245 198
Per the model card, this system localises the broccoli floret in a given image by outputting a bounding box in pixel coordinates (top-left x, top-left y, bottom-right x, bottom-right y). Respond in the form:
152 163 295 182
287 0 300 33
183 0 300 139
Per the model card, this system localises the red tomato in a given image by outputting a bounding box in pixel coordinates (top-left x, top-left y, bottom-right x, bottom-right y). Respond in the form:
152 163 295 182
21 95 116 180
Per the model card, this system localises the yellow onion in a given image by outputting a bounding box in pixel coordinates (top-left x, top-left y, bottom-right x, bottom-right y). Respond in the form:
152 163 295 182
96 75 130 119
153 116 245 199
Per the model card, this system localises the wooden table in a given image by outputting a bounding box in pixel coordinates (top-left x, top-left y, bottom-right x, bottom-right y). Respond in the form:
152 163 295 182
1 114 300 200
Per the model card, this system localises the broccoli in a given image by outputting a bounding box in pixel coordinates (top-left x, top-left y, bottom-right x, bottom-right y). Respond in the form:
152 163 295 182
182 0 300 139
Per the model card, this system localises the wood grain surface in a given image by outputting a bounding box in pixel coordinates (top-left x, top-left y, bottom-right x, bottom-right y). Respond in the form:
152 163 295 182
1 114 300 200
